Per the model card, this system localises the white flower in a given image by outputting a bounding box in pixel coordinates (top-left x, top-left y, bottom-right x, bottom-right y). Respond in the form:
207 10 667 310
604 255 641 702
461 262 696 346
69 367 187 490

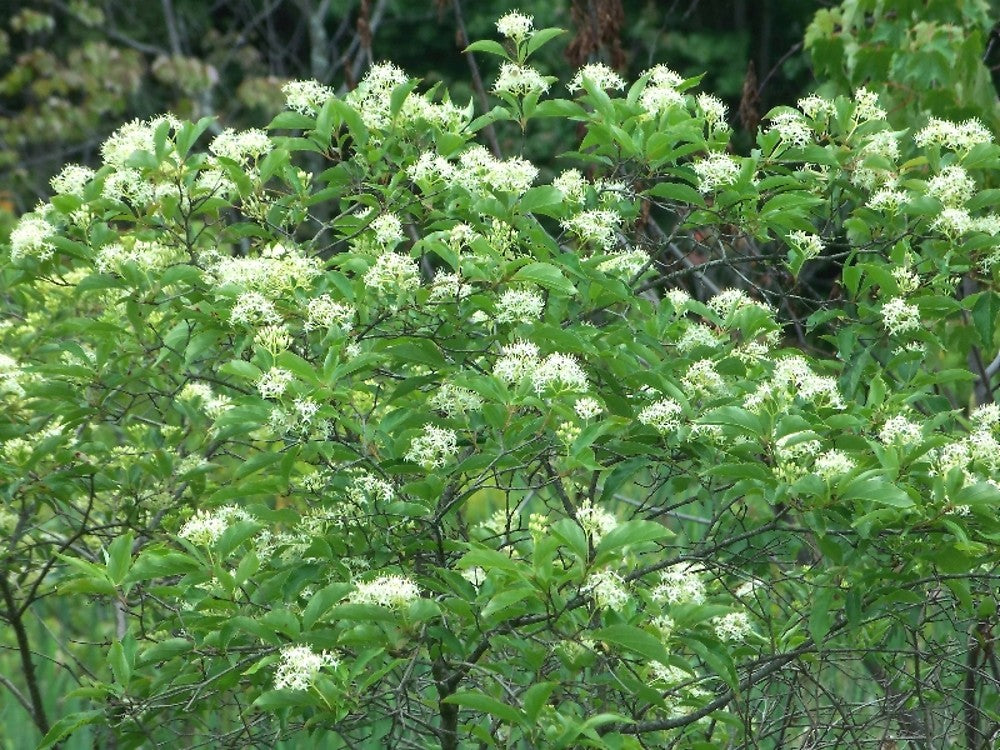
102 168 154 205
879 415 923 445
767 111 812 147
881 297 920 335
665 288 691 311
212 243 321 293
576 501 617 543
405 425 458 470
867 188 909 212
645 64 683 88
853 87 886 122
914 117 993 151
597 250 648 278
273 645 340 691
209 128 272 163
712 611 753 642
682 359 725 398
350 574 420 608
363 252 420 298
927 165 975 208
408 152 455 184
231 291 281 327
430 383 483 417
638 84 685 117
9 214 56 262
971 404 1000 432
257 368 293 399
787 231 824 262
797 94 835 120
574 397 602 420
584 570 630 610
531 353 589 394
653 563 706 605
561 209 623 250
496 288 545 324
304 294 353 331
456 146 537 195
696 93 728 126
568 63 626 92
282 79 335 115
814 450 855 480
638 398 683 433
428 273 473 302
496 11 533 41
494 62 550 96
692 152 741 193
50 164 95 195
707 288 771 319
179 505 256 546
369 212 404 249
493 340 541 385
931 207 973 238
553 169 587 203
101 117 160 166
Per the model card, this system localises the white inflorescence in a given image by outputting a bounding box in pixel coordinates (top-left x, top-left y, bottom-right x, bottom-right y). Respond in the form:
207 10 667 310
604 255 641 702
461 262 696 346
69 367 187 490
867 188 909 212
814 450 855 480
273 645 340 691
350 574 420 608
767 111 813 147
576 501 618 544
494 62 550 96
638 398 683 433
496 11 533 41
531 353 589 394
50 164 95 196
568 63 626 92
797 94 835 120
209 128 272 163
405 425 458 470
179 505 256 546
304 294 353 332
282 79 335 115
496 288 545 324
692 152 741 193
574 397 603 420
231 291 282 327
455 145 538 195
787 231 824 262
9 214 56 262
653 563 706 605
430 383 484 417
927 165 975 208
712 611 753 642
696 93 728 126
553 169 588 203
638 64 686 117
879 414 924 445
584 570 630 610
493 340 541 385
561 209 623 251
363 252 421 297
881 297 921 336
682 359 726 398
914 117 993 151
368 212 404 249
257 368 293 399
852 87 886 122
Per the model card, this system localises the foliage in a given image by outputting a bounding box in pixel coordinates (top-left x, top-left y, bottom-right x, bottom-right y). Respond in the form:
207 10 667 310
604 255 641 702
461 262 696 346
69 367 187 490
3 8 1000 750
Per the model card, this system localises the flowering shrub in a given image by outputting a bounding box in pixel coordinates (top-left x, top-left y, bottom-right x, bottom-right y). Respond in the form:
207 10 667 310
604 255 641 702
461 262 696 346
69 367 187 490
3 12 1000 750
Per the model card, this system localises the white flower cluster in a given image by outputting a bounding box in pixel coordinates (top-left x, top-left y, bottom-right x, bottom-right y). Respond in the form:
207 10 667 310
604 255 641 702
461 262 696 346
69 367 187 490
774 434 822 481
712 611 753 642
891 265 920 295
707 288 771 320
50 164 95 195
496 11 533 41
692 152 741 193
598 249 648 279
576 501 617 544
867 188 909 212
231 291 281 327
574 397 602 420
797 94 835 120
696 93 728 127
492 342 589 394
852 87 886 122
213 243 321 294
363 252 421 300
407 151 454 184
638 64 685 116
101 114 180 166
879 414 923 445
102 168 154 204
254 325 292 355
931 207 974 238
927 165 975 208
257 367 293 399
178 382 232 419
561 209 623 251
653 563 706 605
405 425 458 470
209 128 272 163
682 359 726 399
346 471 395 507
786 231 824 263
273 645 339 691
814 450 855 481
428 273 473 302
350 574 420 608
455 145 538 195
494 62 550 96
677 323 720 353
914 117 993 151
553 169 587 203
9 214 56 262
569 62 625 92
282 79 335 115
95 240 181 275
430 383 484 417
344 61 408 130
0 353 26 397
584 570 630 610
496 288 545 324
861 130 901 161
745 355 844 411
881 297 920 336
638 397 683 433
179 505 256 546
767 110 812 147
304 294 353 332
368 212 404 250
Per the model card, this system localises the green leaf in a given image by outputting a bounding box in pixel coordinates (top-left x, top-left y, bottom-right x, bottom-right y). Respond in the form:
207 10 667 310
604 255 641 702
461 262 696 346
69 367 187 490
593 624 672 667
511 261 577 295
840 473 914 508
443 691 524 725
36 710 105 750
525 28 566 58
644 181 706 208
594 520 670 559
106 532 133 585
522 681 558 723
464 40 510 58
971 291 999 349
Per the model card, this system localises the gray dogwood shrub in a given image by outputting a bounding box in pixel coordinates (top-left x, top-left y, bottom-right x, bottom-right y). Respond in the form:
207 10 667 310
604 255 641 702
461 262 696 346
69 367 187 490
3 11 1000 749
